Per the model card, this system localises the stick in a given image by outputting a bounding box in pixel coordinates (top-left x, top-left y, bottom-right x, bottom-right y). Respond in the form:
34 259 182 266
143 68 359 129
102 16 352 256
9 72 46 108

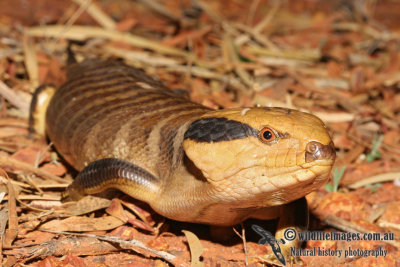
0 170 18 247
137 0 181 23
0 81 29 113
348 172 400 189
71 0 116 30
22 33 39 88
37 229 186 266
0 155 66 183
27 25 195 61
233 225 248 266
323 214 400 249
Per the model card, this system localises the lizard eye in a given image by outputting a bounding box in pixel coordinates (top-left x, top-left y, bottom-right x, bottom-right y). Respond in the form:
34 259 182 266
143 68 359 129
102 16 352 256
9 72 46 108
259 127 276 143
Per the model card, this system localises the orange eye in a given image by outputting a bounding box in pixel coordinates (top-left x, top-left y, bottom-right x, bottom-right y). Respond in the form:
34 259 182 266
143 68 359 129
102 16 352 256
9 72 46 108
259 127 276 143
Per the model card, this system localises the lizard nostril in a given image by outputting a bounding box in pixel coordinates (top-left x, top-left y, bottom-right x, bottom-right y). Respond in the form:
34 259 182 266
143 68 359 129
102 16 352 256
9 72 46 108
305 141 336 163
307 142 318 153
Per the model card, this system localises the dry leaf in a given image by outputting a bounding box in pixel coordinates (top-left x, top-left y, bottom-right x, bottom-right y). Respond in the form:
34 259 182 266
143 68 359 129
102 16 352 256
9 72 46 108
0 127 29 139
61 254 86 267
108 199 155 232
106 198 133 223
120 199 156 226
182 230 203 267
61 196 111 216
11 144 49 166
40 162 67 177
40 216 124 232
37 256 60 267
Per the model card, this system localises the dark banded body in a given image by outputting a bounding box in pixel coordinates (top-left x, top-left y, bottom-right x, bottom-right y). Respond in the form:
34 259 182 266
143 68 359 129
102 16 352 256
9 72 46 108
47 60 209 174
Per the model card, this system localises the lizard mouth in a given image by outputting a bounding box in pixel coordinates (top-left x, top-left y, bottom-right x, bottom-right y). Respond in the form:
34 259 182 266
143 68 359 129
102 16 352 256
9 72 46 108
211 159 334 200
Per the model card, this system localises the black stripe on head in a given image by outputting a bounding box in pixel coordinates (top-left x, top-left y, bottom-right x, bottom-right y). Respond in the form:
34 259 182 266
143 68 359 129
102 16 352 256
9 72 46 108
184 117 258 142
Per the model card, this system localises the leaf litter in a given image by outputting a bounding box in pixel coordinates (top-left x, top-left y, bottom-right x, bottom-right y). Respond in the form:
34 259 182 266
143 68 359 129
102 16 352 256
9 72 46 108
0 0 400 266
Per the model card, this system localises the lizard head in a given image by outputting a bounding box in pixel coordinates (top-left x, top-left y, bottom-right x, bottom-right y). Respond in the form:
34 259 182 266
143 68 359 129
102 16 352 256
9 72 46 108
182 107 335 206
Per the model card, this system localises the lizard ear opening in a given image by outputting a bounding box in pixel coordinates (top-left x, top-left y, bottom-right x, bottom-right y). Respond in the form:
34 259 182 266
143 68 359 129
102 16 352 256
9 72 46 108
183 154 207 182
182 137 264 182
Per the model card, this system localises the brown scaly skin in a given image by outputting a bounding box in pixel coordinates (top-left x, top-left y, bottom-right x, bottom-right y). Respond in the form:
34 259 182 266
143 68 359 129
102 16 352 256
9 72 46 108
30 59 335 263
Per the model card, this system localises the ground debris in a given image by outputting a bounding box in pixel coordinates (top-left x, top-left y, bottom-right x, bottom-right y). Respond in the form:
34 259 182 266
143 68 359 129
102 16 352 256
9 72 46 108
0 0 400 266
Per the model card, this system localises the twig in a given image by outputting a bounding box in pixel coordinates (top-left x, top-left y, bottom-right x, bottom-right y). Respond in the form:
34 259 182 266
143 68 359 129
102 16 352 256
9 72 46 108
323 214 400 249
71 0 116 30
3 195 61 201
233 225 248 266
241 224 248 266
0 207 8 264
37 229 186 266
233 23 279 51
22 33 39 89
312 111 355 123
246 0 260 26
236 0 281 51
20 174 43 194
348 172 400 189
0 81 30 114
104 46 180 66
365 204 386 223
378 221 400 231
3 236 118 259
256 55 312 67
193 0 245 45
247 46 320 62
192 0 223 24
313 77 350 90
27 25 196 61
0 155 66 183
16 198 52 212
223 33 254 90
332 22 391 40
196 0 277 51
137 0 181 23
165 64 246 91
55 0 91 44
253 0 280 33
36 183 70 189
0 169 18 247
254 94 355 123
3 179 68 189
162 25 213 47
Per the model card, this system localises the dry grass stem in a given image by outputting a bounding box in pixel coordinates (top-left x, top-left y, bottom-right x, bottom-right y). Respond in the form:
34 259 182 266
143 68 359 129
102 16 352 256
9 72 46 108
0 81 30 114
28 25 195 60
72 0 116 30
348 172 400 189
0 155 66 183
